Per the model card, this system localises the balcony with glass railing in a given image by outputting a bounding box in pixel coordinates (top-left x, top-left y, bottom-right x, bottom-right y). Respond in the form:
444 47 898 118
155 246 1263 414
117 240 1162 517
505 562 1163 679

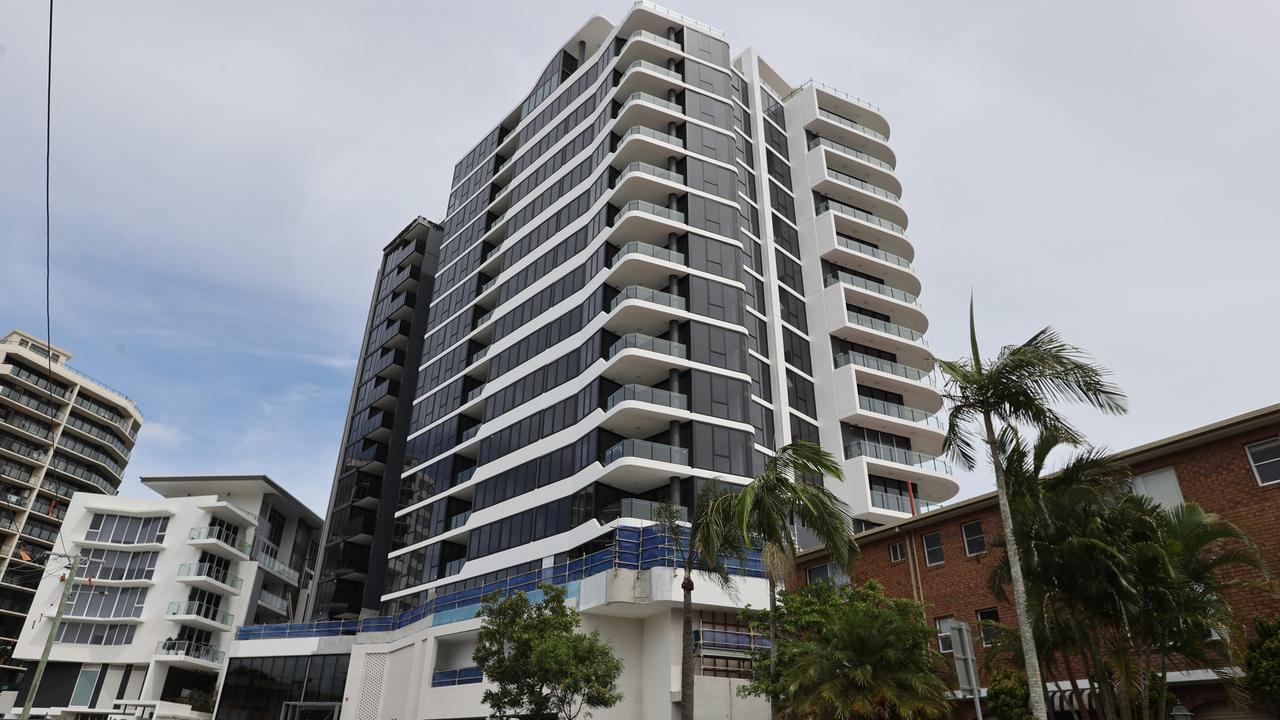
623 91 682 115
870 485 916 515
431 666 483 687
253 547 301 585
808 135 894 174
818 108 889 143
834 351 932 385
598 497 686 523
615 241 684 267
258 588 290 615
166 601 234 628
0 489 28 509
0 411 51 445
188 526 252 557
845 311 926 345
607 334 688 360
62 413 130 459
626 28 680 51
4 364 69 400
178 562 244 591
615 199 685 225
834 233 912 271
610 286 686 312
606 385 688 412
0 459 33 485
0 384 59 419
844 441 952 475
825 168 900 204
617 161 683 186
447 510 472 531
155 640 225 665
22 520 60 544
604 439 688 466
0 433 45 462
815 196 907 237
825 267 919 307
57 436 124 478
857 396 944 429
47 454 115 494
784 79 882 116
620 125 684 148
623 58 681 82
71 394 134 436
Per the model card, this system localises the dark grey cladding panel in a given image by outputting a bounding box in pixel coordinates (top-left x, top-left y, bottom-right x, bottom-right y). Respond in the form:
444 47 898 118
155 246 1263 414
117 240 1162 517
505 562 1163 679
686 124 733 163
687 321 748 374
684 29 730 68
684 91 733 132
688 369 750 423
684 421 754 477
684 195 739 241
685 233 742 283
684 158 737 201
684 275 745 327
684 61 731 98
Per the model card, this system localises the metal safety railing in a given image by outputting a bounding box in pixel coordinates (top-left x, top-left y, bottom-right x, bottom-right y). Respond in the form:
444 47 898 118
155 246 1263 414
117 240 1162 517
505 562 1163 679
236 527 764 641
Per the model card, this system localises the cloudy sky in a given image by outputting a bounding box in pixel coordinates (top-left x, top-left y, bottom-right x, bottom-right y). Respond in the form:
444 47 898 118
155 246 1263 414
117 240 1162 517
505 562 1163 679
2 1 1277 513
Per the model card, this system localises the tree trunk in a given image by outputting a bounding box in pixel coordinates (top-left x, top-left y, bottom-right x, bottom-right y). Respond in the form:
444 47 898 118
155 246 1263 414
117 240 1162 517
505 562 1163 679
983 412 1051 720
767 575 779 720
1155 635 1169 720
1059 646 1087 720
681 566 695 720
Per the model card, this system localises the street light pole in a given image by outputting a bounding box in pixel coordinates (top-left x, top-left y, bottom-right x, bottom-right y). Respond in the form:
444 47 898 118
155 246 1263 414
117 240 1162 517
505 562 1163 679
19 554 79 720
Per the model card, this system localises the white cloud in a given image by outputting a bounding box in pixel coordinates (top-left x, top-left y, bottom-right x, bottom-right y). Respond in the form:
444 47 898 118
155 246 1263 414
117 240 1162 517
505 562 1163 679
138 422 189 450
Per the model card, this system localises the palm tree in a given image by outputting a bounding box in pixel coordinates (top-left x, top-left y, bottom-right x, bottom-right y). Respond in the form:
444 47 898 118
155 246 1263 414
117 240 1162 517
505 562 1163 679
774 588 950 720
735 440 859 718
1145 502 1266 720
939 301 1127 720
992 429 1267 720
655 479 745 720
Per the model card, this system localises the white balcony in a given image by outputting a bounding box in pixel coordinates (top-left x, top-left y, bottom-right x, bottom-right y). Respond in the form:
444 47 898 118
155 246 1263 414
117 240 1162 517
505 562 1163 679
176 562 243 596
823 270 928 336
607 241 687 288
812 213 917 295
831 356 940 413
166 600 233 632
821 290 933 371
187 526 251 562
830 381 945 458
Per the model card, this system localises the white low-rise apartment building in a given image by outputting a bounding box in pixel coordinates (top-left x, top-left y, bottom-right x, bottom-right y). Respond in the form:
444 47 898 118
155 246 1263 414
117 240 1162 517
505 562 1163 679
1 476 320 720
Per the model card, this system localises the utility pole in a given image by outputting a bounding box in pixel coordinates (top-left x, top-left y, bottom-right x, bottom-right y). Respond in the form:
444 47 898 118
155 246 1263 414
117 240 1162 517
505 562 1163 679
19 553 78 720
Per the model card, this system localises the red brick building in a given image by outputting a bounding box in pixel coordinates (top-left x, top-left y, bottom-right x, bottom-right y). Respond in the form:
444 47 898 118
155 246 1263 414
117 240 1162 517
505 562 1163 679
797 403 1280 718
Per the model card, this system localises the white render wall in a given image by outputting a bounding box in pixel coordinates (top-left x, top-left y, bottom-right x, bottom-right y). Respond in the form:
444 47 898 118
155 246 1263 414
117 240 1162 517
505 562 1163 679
234 568 769 720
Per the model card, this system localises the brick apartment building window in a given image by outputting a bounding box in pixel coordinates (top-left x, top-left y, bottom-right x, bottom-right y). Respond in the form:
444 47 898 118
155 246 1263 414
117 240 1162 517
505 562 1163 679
922 532 944 566
976 608 1000 646
936 617 953 653
1131 467 1185 509
888 541 904 563
961 520 986 556
806 562 850 585
1246 438 1280 485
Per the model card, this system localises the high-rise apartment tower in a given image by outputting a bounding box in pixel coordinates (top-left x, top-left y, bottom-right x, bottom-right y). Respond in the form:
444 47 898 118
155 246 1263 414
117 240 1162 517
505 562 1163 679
308 218 444 619
222 5 956 718
0 330 143 690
